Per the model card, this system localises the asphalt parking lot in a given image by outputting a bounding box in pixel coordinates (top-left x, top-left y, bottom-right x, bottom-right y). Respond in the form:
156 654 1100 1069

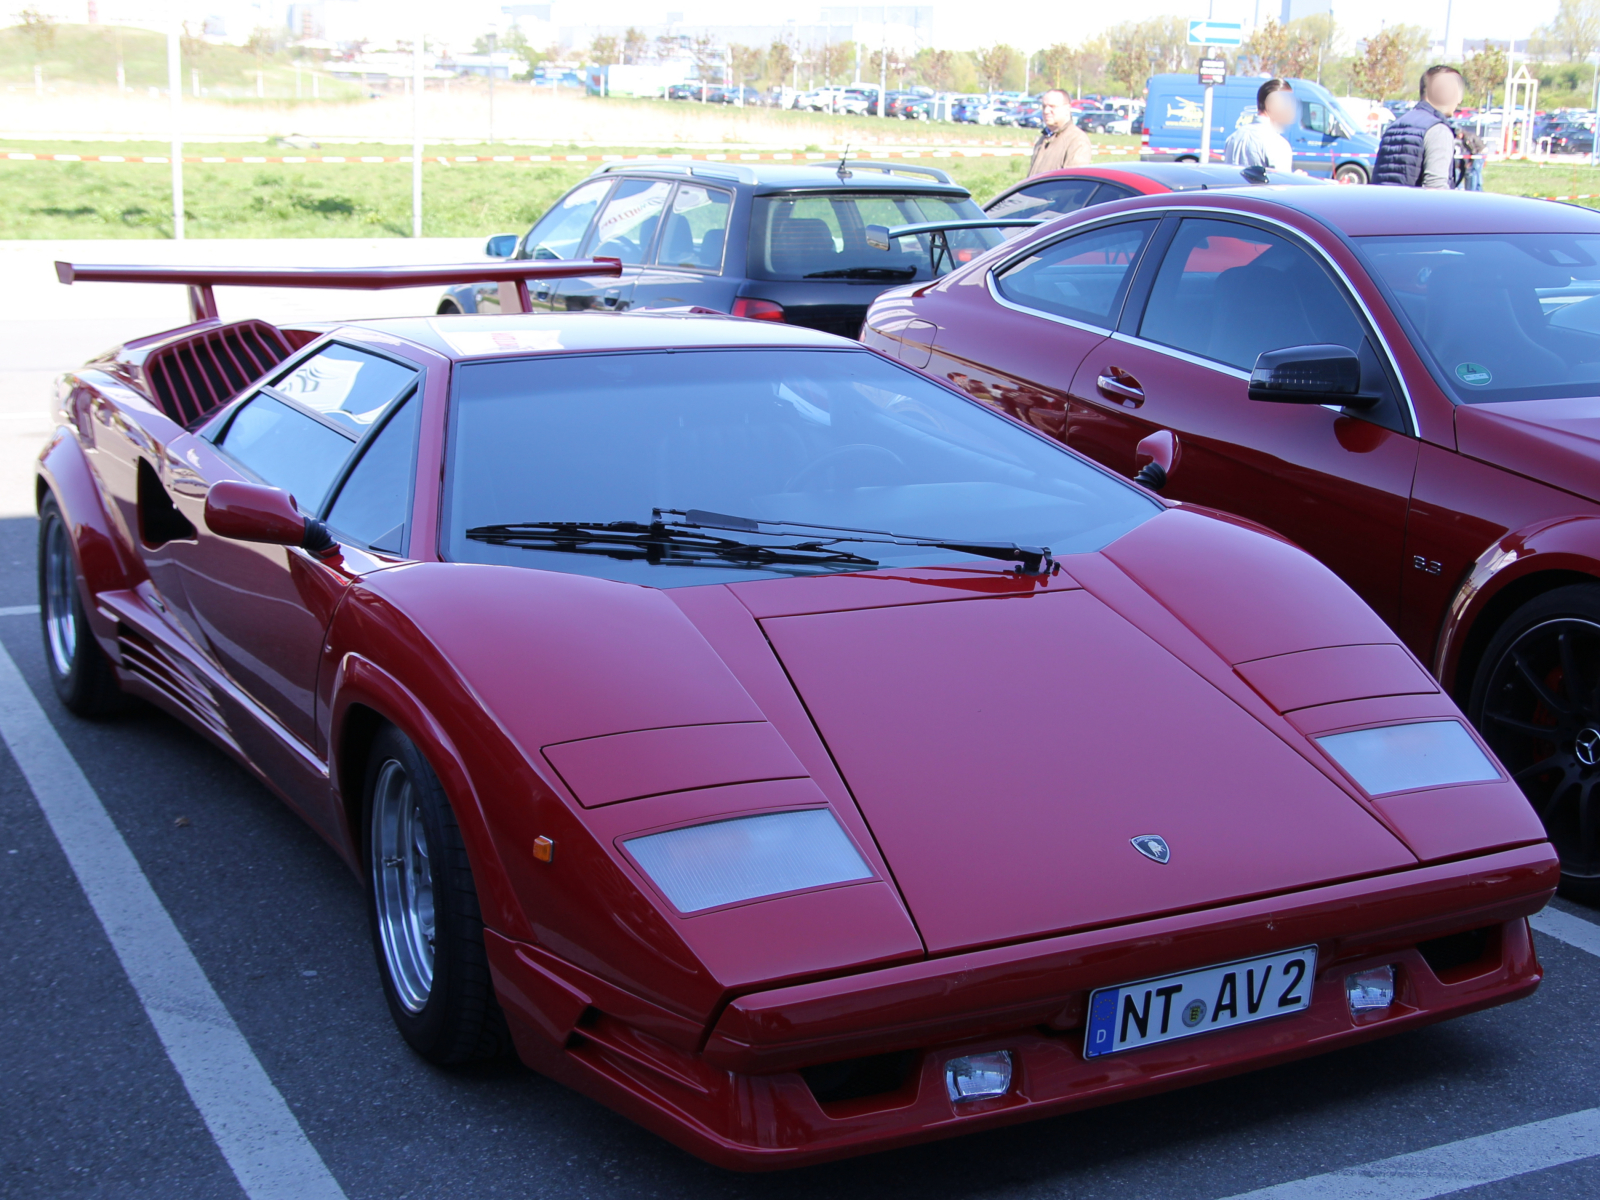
5 242 1600 1200
3 494 1600 1200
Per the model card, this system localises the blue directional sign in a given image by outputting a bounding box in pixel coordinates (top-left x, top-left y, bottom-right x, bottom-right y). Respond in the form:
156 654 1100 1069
1188 19 1244 46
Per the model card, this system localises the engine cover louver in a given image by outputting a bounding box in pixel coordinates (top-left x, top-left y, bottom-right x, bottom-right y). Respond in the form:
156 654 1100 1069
143 321 292 426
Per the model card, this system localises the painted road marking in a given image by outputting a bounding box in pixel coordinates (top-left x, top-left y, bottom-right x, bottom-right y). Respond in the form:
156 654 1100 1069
0 644 347 1200
1216 1105 1600 1199
1531 905 1600 957
0 605 39 617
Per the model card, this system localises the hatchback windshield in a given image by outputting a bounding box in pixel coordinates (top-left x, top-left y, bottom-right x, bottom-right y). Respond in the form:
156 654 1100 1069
1357 233 1600 402
749 192 1002 281
444 348 1157 587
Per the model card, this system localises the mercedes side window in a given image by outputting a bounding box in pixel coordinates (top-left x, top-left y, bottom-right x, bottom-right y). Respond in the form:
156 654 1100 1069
993 220 1157 328
522 178 611 261
326 391 421 554
1138 219 1366 371
655 184 732 272
585 179 672 265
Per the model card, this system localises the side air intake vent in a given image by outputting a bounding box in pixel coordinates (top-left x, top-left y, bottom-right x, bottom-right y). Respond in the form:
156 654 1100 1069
143 320 292 426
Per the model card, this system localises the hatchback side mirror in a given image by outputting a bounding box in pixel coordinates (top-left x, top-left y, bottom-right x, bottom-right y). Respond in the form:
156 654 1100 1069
1247 344 1376 408
205 480 339 558
484 233 520 258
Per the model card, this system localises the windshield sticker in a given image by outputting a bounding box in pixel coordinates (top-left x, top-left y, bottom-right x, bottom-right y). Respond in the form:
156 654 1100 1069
435 326 565 356
1456 362 1492 386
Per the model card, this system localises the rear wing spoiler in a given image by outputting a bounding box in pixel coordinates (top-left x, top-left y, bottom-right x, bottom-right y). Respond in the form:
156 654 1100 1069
864 217 1047 275
54 258 623 323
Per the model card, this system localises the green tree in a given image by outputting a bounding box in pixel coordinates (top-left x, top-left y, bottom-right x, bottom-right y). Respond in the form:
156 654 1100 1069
622 26 647 65
767 36 796 88
14 6 55 61
1245 18 1317 78
588 34 620 66
1463 41 1509 107
973 43 1016 91
916 47 955 90
1349 25 1429 100
1537 0 1600 61
729 42 764 85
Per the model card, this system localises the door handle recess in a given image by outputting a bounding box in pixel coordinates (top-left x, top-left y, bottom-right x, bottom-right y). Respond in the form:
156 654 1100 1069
1097 371 1145 404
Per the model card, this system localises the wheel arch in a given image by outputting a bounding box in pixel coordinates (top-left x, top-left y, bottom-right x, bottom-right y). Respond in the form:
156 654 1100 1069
1436 517 1600 701
36 427 141 615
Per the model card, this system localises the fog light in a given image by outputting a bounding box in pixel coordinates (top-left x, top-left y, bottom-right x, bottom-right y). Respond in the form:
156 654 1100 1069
945 1051 1012 1102
1347 965 1396 1013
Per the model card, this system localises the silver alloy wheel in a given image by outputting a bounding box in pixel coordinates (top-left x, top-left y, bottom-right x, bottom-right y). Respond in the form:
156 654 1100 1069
371 759 435 1013
43 514 78 678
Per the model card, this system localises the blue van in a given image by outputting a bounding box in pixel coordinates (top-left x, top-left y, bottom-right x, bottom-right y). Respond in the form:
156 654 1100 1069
1142 74 1378 184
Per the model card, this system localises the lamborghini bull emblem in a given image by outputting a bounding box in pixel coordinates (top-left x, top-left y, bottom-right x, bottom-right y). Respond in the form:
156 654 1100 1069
1131 834 1171 864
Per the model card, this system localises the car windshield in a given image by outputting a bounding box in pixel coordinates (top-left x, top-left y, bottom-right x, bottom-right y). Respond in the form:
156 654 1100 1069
748 192 1001 280
1356 233 1600 402
443 347 1157 586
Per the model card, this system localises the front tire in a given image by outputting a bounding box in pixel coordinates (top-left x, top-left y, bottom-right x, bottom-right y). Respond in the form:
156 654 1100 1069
365 724 509 1064
1334 162 1369 185
1470 583 1600 903
37 494 123 716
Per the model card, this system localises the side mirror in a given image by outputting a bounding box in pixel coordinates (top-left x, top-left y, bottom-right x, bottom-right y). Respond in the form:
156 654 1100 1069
865 224 892 252
484 233 520 258
1247 344 1374 407
1133 429 1180 492
205 480 339 558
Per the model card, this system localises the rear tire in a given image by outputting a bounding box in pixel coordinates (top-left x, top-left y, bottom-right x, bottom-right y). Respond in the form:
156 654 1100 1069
436 300 462 315
1469 583 1600 904
1334 162 1369 185
37 494 123 716
365 724 510 1064
1176 154 1199 163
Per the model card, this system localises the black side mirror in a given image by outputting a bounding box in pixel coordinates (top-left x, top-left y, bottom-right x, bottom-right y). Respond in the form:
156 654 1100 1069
484 233 520 258
1247 344 1375 408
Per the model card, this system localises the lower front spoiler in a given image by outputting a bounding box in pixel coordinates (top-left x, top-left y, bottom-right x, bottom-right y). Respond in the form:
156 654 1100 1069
487 844 1555 1170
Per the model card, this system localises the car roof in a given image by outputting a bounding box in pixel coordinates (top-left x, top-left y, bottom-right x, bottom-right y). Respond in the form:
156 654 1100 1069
987 163 1321 203
344 311 862 360
588 160 970 195
1202 185 1600 236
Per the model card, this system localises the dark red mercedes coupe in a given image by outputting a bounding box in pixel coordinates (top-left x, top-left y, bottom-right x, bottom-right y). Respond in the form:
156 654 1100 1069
863 187 1600 902
37 258 1553 1168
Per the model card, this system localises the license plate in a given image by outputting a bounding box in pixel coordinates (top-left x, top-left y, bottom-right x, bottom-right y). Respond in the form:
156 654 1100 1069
1083 946 1318 1059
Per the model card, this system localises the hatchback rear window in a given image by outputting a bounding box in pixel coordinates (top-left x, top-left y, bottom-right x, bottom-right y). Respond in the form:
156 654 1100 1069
749 192 998 281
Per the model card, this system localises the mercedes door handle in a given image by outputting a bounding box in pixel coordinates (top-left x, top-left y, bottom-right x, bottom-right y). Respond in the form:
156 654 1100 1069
1097 371 1145 405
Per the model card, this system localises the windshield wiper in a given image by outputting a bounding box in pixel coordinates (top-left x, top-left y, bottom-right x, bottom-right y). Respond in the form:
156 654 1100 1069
463 518 880 572
802 266 919 280
661 509 1056 576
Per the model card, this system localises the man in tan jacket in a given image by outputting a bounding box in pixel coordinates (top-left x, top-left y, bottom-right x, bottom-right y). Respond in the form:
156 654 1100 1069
1027 89 1093 176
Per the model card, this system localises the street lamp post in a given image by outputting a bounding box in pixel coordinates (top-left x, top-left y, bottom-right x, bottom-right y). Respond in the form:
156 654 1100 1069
167 14 183 240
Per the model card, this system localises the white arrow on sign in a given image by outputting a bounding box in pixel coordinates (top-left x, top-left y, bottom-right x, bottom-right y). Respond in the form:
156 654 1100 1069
1188 19 1244 46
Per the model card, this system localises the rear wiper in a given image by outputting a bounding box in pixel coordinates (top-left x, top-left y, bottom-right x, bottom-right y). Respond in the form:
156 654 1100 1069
803 266 919 280
662 509 1056 576
464 518 880 572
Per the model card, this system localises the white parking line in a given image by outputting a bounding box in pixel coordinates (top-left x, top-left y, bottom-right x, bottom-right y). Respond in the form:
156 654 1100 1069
0 604 39 617
1530 906 1600 957
1217 1105 1600 1199
0 645 347 1200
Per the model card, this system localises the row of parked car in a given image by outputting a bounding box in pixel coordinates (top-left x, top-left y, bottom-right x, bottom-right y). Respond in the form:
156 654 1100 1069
665 82 1142 129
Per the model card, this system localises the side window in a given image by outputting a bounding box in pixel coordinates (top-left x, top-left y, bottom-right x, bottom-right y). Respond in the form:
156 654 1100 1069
1091 183 1137 203
1303 101 1329 134
523 178 611 261
217 395 356 512
655 185 733 271
993 220 1157 328
326 392 421 553
586 179 672 265
216 345 417 512
988 178 1099 219
272 344 417 436
1138 218 1367 371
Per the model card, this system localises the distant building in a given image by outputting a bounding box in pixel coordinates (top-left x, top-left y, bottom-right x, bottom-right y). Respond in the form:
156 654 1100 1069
1280 0 1330 21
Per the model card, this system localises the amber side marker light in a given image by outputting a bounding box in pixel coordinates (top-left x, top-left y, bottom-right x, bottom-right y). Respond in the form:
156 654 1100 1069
1346 965 1396 1014
532 836 555 863
945 1051 1013 1102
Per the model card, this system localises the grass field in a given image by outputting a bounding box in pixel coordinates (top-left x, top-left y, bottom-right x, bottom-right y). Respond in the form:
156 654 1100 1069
3 135 1594 240
0 141 1036 238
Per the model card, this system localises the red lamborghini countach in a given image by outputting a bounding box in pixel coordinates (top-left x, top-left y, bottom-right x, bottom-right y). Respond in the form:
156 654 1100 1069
38 259 1554 1169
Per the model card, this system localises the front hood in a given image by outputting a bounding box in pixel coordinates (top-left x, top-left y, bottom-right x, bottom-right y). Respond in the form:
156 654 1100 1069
1458 399 1600 502
758 583 1414 955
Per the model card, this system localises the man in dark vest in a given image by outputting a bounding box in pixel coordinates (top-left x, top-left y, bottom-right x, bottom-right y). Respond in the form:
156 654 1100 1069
1373 65 1465 188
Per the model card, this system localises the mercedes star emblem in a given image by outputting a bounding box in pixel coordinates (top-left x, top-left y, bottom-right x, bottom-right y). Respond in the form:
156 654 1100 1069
1131 834 1171 864
1577 728 1600 768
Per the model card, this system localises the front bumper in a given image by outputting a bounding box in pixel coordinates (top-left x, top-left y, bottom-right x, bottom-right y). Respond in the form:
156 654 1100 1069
487 843 1556 1170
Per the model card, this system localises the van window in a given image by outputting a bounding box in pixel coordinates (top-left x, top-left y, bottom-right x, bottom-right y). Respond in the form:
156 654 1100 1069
1304 102 1330 135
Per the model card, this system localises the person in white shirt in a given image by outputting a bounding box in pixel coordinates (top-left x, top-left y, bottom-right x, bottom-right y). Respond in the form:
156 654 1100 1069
1223 78 1296 174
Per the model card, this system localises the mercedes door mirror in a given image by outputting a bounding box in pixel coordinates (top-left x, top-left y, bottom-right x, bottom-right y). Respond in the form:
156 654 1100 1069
1247 345 1376 408
484 233 520 258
